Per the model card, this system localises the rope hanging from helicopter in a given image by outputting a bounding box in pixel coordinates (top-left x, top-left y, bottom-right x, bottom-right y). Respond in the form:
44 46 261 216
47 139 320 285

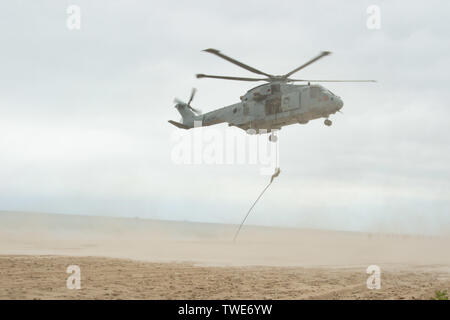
233 133 281 242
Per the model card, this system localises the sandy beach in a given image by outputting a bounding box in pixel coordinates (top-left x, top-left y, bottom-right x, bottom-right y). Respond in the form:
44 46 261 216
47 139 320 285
0 211 449 299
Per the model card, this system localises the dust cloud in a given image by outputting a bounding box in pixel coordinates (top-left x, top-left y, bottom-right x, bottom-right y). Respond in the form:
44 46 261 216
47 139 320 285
1 211 449 268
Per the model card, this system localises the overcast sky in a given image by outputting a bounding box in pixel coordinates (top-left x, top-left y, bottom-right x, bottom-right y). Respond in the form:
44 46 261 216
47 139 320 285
1 0 449 235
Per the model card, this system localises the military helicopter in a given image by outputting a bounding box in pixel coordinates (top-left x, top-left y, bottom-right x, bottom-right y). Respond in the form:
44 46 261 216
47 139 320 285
169 49 375 141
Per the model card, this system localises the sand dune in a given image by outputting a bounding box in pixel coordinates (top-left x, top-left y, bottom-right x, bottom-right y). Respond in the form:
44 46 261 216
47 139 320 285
0 211 449 299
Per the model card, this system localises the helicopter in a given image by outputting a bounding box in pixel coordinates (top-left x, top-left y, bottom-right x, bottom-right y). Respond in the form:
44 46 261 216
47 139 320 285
169 49 375 141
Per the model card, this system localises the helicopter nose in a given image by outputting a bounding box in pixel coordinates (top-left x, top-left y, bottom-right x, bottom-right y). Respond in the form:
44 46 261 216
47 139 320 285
337 97 343 110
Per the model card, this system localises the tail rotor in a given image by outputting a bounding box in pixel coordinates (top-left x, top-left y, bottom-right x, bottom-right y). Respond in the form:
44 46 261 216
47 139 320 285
174 88 202 115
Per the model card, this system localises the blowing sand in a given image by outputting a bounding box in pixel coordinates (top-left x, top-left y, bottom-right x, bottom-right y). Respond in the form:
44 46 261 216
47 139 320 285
0 211 449 299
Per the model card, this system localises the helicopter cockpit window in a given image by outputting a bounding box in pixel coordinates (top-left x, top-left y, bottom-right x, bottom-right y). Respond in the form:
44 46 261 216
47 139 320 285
321 88 334 96
320 88 329 101
271 84 280 93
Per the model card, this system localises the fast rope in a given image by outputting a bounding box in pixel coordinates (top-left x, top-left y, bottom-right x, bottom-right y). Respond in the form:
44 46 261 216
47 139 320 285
233 134 281 242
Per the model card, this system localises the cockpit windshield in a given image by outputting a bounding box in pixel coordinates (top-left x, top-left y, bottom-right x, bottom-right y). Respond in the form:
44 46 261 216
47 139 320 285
323 89 335 96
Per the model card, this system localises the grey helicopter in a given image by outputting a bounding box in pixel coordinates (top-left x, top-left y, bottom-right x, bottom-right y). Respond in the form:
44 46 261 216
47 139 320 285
169 49 375 141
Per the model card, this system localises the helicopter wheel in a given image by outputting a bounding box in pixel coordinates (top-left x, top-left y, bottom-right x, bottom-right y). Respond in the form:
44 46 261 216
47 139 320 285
324 119 332 126
269 133 278 142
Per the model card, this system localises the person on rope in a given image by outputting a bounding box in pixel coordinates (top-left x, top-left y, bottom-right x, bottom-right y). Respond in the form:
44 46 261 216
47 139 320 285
233 166 281 242
270 167 281 183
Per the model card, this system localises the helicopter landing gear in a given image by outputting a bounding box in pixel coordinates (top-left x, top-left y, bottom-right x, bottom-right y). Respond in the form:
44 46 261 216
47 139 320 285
324 119 332 126
269 132 278 142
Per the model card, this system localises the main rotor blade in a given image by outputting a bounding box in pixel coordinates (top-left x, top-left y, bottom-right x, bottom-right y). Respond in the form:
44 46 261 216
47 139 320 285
203 48 273 77
283 51 332 78
289 79 376 82
196 74 268 82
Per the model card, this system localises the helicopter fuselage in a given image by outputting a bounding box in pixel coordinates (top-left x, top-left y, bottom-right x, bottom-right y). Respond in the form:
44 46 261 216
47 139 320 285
182 82 343 132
